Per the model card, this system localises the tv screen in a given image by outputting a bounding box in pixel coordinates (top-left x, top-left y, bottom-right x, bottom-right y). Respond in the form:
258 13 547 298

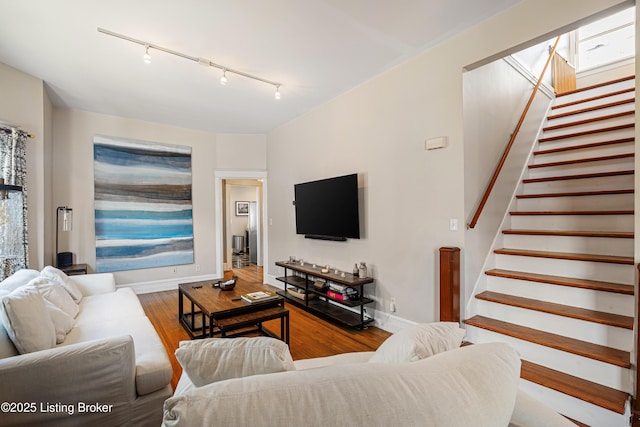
294 173 360 241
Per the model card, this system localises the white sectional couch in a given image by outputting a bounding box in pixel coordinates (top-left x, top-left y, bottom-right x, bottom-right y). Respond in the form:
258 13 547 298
0 268 172 426
163 328 575 427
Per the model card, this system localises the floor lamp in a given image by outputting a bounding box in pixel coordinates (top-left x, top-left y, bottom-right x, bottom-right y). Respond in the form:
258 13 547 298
56 206 73 267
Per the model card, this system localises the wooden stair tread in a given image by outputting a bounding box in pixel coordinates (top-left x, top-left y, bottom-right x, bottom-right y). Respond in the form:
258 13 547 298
502 229 633 238
520 360 628 414
547 98 635 120
538 123 634 143
555 75 634 98
464 315 630 368
476 291 633 329
510 210 633 215
534 137 634 155
493 248 634 265
516 189 634 199
543 111 634 132
485 268 634 295
522 169 634 183
553 87 635 110
529 153 634 169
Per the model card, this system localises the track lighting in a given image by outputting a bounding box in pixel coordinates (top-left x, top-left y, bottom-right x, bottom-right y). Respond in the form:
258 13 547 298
99 28 282 99
143 45 151 64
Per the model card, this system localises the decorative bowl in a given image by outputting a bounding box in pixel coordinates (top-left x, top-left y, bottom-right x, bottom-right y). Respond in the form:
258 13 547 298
214 276 237 291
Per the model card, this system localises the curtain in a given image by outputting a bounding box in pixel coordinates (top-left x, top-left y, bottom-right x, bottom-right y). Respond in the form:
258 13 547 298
0 127 28 280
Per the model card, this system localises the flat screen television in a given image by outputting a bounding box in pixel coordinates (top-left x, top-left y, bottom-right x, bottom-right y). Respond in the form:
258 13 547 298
294 173 360 241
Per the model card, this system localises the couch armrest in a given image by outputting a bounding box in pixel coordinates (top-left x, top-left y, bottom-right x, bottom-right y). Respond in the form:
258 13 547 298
72 273 116 296
0 335 137 426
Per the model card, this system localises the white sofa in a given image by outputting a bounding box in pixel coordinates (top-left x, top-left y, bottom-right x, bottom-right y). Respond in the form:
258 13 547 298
163 332 574 427
0 268 173 426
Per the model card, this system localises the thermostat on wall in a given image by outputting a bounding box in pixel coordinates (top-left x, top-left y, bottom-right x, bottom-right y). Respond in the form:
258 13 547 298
425 136 447 150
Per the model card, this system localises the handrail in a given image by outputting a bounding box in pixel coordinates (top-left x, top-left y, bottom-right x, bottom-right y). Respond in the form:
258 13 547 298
467 35 561 229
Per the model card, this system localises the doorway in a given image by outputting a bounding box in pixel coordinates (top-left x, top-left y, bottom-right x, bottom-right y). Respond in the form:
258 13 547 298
224 179 262 269
214 171 268 279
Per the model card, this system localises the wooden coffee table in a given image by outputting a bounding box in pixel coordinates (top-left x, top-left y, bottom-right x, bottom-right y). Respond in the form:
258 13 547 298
178 280 289 343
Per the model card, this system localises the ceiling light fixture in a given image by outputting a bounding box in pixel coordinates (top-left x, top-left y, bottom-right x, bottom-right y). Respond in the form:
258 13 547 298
143 45 152 64
98 27 282 99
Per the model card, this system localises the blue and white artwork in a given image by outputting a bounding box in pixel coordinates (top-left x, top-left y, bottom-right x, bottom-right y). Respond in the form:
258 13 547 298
93 135 194 272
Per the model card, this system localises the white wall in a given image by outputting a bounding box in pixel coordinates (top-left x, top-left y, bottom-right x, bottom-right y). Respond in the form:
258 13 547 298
52 109 267 288
266 0 632 329
463 58 553 318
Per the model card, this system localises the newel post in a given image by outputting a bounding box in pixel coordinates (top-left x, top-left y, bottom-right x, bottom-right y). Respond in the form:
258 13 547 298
439 247 460 322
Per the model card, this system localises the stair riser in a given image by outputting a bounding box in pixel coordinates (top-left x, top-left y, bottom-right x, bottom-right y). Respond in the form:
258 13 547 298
476 299 632 350
539 126 635 148
519 380 629 427
502 234 633 257
486 275 633 316
516 193 634 211
555 79 635 104
494 254 634 285
547 104 634 127
466 326 632 393
542 116 635 140
522 174 634 193
552 93 635 116
534 141 634 163
510 214 633 231
528 157 634 179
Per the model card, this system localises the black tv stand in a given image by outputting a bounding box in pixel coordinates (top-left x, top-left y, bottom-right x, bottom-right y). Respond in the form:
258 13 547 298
275 260 374 329
304 234 346 241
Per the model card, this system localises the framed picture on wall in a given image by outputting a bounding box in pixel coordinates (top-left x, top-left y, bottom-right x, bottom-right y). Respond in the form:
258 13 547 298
236 201 249 216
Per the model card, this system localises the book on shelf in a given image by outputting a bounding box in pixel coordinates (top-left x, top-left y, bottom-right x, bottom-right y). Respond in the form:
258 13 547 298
327 290 356 301
241 290 280 303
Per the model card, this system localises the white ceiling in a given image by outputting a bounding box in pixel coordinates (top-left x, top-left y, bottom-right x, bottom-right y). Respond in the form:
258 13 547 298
0 0 523 133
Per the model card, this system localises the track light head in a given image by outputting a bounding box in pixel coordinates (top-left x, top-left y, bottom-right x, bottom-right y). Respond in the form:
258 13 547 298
143 45 151 64
275 85 281 100
220 69 228 86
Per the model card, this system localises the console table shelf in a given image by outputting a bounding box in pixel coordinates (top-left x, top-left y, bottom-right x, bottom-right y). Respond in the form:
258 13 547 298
275 261 374 329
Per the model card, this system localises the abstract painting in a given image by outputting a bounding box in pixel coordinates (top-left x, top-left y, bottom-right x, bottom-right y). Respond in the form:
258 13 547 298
93 135 194 272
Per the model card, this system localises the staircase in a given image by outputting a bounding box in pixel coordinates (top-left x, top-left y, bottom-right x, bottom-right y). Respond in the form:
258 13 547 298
465 75 636 427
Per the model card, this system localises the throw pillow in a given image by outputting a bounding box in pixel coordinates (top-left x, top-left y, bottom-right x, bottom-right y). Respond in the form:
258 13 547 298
43 299 75 344
29 277 79 319
40 266 83 302
368 322 466 363
0 269 40 293
175 337 296 387
0 286 56 353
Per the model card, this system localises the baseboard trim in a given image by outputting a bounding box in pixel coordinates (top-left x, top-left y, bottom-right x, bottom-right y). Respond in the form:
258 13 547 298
121 273 222 294
264 274 413 333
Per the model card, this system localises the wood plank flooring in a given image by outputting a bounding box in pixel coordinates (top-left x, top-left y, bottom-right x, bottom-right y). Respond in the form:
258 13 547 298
138 266 391 390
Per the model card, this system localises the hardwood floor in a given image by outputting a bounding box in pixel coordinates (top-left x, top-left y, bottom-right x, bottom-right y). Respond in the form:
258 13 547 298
138 266 391 390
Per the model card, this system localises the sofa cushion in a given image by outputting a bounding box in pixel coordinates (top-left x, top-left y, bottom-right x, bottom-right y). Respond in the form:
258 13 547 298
175 337 295 387
368 322 466 364
293 351 374 370
0 286 56 353
74 287 146 326
41 266 83 302
164 343 520 427
61 316 172 395
0 269 40 293
29 278 79 319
